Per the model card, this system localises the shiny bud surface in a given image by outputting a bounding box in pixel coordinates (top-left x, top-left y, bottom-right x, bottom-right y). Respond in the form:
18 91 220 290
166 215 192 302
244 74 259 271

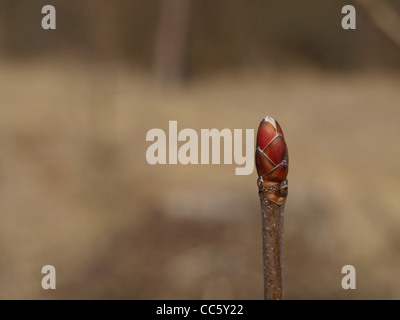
255 116 288 183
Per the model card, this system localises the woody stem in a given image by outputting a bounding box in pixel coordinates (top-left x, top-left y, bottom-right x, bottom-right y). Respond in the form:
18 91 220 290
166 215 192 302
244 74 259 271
259 189 285 300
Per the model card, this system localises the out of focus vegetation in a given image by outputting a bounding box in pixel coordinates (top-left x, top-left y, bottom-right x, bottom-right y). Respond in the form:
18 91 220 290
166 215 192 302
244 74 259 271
1 0 400 75
0 0 400 299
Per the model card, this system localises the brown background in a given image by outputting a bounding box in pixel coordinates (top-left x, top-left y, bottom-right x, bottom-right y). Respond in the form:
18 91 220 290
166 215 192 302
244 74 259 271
0 0 399 299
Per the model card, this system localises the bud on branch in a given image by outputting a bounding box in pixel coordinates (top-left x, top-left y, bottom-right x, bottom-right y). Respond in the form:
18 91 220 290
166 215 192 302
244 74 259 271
255 115 289 300
255 116 288 205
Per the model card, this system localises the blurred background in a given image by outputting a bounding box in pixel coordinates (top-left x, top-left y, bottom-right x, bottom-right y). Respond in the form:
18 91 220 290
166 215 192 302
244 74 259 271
0 0 400 299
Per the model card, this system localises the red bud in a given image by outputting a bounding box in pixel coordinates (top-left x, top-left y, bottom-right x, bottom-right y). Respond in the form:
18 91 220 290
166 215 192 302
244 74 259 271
255 116 288 183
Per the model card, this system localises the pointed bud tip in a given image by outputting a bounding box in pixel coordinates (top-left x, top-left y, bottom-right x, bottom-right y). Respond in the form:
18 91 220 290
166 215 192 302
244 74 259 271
262 115 277 129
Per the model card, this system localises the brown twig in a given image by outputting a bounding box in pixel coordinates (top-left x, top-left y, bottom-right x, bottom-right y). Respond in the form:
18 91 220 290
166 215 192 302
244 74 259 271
259 183 286 299
255 116 289 300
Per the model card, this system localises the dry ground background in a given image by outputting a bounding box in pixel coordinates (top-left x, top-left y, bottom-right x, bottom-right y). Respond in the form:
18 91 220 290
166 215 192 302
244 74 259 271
0 58 399 299
1 0 400 300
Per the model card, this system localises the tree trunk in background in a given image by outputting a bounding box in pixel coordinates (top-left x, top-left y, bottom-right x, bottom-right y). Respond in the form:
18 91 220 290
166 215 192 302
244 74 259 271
84 0 122 59
153 0 192 82
82 1 120 144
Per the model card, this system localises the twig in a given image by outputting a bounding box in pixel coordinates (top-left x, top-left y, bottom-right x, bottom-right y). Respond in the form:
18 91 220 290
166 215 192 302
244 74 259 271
255 116 289 300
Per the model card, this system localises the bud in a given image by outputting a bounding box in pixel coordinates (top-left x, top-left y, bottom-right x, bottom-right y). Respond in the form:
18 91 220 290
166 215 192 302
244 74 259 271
255 116 288 183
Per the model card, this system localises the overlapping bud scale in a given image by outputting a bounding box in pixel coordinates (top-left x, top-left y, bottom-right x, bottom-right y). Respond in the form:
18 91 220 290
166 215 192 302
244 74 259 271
255 116 288 183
